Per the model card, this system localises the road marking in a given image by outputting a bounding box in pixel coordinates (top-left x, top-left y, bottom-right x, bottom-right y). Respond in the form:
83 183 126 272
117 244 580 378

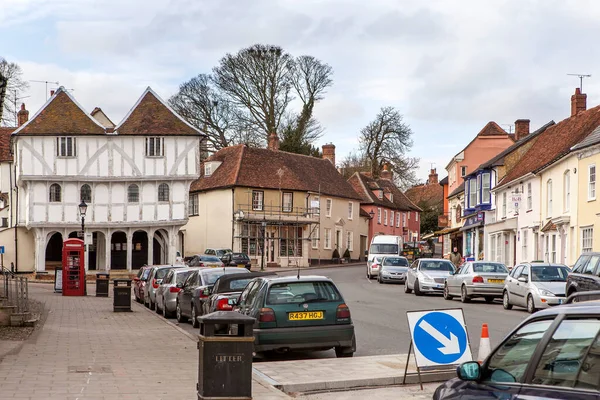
417 319 460 355
365 276 372 284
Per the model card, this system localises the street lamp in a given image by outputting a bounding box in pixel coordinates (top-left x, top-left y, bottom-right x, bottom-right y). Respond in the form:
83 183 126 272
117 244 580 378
79 200 88 235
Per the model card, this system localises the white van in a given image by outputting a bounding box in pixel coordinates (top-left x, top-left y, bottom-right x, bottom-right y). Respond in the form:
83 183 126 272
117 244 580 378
366 235 404 279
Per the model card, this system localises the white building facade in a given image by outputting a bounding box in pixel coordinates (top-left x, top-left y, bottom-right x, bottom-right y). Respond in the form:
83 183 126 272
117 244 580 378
12 87 202 272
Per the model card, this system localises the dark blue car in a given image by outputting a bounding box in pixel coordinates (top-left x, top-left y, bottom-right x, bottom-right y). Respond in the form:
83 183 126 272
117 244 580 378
434 292 600 400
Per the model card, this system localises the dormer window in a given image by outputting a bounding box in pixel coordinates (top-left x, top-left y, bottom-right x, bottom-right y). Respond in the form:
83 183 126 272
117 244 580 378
146 137 164 157
204 161 222 177
57 137 76 157
377 190 383 200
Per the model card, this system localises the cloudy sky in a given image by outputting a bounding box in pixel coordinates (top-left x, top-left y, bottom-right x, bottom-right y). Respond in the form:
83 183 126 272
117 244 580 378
2 0 600 182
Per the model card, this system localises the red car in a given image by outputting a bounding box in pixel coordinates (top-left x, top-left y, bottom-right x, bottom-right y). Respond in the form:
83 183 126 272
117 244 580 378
133 266 153 303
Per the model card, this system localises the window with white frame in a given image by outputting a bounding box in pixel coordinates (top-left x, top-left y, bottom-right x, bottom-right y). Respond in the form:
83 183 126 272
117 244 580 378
408 211 411 220
188 194 199 216
582 227 593 253
502 192 507 218
158 183 169 202
282 192 293 212
490 235 496 261
326 199 332 217
527 182 532 210
146 137 164 157
390 211 394 226
547 179 553 217
396 213 400 227
461 166 467 177
495 234 502 262
564 171 570 212
469 178 477 208
346 231 353 251
127 184 139 203
324 228 332 249
49 183 62 202
589 165 596 200
204 163 213 176
311 229 319 249
551 234 557 263
522 229 528 259
377 208 382 224
348 202 353 220
252 190 264 211
482 173 491 203
416 212 419 222
384 210 388 226
402 212 406 226
57 137 76 157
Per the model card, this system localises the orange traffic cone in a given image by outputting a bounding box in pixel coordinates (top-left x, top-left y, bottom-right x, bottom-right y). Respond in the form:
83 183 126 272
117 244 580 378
477 323 491 363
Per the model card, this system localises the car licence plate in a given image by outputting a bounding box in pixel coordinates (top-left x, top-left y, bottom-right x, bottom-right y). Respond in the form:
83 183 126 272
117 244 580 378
288 311 324 320
488 279 504 284
237 264 245 268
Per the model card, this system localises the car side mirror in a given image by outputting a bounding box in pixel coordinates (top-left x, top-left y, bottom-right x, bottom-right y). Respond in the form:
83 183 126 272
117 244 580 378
518 276 528 283
203 288 211 296
457 361 481 381
448 270 455 275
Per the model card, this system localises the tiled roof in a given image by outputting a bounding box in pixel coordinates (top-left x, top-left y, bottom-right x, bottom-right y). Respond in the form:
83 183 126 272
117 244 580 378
439 176 448 185
572 124 600 151
501 105 600 186
0 127 15 162
116 88 202 136
405 182 444 208
478 121 511 137
190 145 363 201
13 88 106 135
347 172 421 211
448 182 465 199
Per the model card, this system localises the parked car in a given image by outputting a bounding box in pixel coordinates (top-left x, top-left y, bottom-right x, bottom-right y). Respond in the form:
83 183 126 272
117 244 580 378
133 265 153 303
444 261 509 303
566 252 600 297
366 256 383 279
503 262 569 313
176 267 249 328
204 248 233 261
144 265 184 310
405 258 456 296
188 254 225 268
203 272 275 316
433 299 600 399
377 256 410 284
222 252 252 270
155 267 198 317
234 275 356 358
366 235 403 279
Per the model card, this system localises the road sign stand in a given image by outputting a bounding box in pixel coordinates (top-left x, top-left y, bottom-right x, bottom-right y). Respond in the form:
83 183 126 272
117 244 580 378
402 340 424 390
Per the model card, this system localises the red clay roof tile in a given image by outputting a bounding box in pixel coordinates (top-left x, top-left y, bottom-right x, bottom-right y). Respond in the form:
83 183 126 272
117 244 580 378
347 172 421 211
0 127 15 162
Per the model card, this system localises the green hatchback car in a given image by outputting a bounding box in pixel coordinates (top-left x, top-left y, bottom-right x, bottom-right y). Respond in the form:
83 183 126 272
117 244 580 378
234 275 356 358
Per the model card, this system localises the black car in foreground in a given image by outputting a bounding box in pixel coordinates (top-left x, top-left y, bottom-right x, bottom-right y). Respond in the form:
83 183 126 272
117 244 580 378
222 252 253 270
434 292 600 399
566 252 600 297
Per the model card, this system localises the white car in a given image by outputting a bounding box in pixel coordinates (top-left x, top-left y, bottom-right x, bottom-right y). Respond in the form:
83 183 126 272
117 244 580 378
366 256 383 279
405 258 456 296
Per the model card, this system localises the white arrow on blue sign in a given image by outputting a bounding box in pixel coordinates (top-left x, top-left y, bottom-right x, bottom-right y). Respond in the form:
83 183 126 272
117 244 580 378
406 309 473 367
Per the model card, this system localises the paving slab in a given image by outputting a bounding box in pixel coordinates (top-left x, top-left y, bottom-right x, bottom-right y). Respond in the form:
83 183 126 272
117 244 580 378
298 382 440 400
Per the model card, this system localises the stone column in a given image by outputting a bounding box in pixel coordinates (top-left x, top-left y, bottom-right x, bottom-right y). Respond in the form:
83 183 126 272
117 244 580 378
105 230 112 271
35 229 46 272
126 230 133 271
147 229 155 266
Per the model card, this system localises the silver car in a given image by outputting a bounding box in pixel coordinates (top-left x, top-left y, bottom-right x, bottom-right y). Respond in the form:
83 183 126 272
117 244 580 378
377 256 410 284
367 256 383 279
145 265 183 310
444 261 509 303
156 267 198 318
503 262 570 313
405 258 456 295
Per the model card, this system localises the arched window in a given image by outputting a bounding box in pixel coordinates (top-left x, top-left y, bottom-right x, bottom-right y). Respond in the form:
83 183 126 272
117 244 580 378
128 184 139 203
80 184 92 202
49 183 61 202
158 183 169 202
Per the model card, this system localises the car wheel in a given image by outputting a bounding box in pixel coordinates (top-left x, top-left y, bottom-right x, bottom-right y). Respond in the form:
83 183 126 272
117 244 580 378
149 298 155 311
378 276 383 284
176 302 187 323
460 285 471 303
335 335 356 358
503 291 513 310
155 299 161 314
484 296 495 304
443 284 453 300
191 304 199 328
414 280 423 296
404 281 412 294
527 294 536 314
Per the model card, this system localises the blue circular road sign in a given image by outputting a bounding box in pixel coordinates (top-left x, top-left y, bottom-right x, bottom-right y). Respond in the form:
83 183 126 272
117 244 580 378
413 311 468 364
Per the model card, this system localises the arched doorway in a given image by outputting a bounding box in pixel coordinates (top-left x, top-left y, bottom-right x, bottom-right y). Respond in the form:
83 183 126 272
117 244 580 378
153 229 168 265
68 231 79 239
111 231 127 270
132 231 148 270
88 232 106 271
45 232 63 271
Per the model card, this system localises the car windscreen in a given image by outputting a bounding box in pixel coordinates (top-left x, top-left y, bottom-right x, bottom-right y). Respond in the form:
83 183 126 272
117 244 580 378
531 266 570 282
420 261 455 272
266 281 342 305
383 258 409 266
142 269 152 279
473 263 508 273
219 277 254 292
156 268 172 279
369 244 398 254
176 271 194 285
201 256 221 262
202 269 247 286
232 253 249 259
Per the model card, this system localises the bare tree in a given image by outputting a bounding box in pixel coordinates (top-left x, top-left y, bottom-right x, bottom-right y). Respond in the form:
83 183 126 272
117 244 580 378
359 107 419 187
0 58 28 126
338 151 370 179
212 44 294 141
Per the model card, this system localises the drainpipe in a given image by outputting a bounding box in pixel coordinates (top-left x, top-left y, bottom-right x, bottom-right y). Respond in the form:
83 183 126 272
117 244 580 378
231 188 235 251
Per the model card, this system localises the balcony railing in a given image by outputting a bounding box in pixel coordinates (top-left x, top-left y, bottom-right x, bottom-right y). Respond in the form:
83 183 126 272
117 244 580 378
234 204 320 223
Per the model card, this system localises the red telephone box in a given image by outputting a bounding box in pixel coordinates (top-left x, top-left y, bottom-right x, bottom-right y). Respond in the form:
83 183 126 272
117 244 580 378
62 238 86 296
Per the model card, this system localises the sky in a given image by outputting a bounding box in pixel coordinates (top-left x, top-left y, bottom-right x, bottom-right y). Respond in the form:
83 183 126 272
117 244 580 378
2 0 600 183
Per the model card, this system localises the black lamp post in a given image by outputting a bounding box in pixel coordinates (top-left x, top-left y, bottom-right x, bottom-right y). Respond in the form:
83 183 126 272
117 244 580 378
79 200 88 236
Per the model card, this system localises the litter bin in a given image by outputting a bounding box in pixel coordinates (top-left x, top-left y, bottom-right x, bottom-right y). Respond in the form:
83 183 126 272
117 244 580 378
96 273 109 297
113 279 132 312
197 311 255 400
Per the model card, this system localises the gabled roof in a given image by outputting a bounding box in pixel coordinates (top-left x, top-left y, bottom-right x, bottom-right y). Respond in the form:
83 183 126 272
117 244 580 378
12 87 106 135
0 127 15 162
500 105 600 186
115 87 202 136
90 107 116 128
445 121 514 169
190 145 363 201
347 172 421 212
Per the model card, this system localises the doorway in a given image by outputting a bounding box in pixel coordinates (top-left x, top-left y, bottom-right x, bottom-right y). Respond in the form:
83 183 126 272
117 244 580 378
359 235 367 261
111 232 127 270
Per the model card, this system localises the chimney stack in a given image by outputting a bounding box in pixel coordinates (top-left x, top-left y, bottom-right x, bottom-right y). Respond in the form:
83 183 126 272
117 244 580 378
571 88 587 116
428 168 438 184
267 132 279 151
17 103 29 127
322 143 336 165
380 163 393 181
50 90 55 97
514 119 530 141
